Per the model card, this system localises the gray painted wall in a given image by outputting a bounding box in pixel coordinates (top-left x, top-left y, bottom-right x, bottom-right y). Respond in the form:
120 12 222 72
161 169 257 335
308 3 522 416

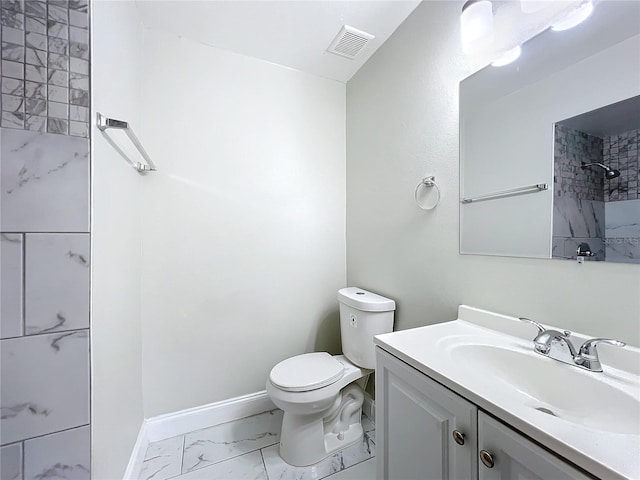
91 1 146 478
346 1 640 345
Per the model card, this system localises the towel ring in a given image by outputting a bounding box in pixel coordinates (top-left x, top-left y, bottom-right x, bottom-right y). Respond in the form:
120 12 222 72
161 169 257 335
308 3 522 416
415 176 441 210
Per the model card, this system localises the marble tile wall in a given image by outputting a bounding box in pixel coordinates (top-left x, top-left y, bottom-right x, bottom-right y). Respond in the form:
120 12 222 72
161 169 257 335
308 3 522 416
1 0 89 136
553 125 605 260
601 130 640 264
552 197 605 261
1 128 89 232
0 1 91 477
603 129 639 202
554 125 604 201
605 198 640 264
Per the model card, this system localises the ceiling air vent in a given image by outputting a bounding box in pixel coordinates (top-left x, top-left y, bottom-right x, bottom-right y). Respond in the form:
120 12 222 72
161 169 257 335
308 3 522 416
327 25 375 59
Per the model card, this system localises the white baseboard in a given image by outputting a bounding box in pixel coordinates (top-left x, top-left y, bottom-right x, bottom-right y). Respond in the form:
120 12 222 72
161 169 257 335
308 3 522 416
125 391 275 478
123 422 150 480
145 390 276 442
363 393 375 422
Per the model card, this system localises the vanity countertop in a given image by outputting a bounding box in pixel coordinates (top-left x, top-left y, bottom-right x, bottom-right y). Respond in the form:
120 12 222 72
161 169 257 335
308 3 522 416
374 305 640 480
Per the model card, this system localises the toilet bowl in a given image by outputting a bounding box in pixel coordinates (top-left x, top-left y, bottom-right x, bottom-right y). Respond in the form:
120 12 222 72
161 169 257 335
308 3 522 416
266 353 371 466
266 288 395 466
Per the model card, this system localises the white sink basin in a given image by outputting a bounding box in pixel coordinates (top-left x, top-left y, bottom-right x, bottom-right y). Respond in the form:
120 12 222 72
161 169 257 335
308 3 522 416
450 343 640 435
374 306 640 480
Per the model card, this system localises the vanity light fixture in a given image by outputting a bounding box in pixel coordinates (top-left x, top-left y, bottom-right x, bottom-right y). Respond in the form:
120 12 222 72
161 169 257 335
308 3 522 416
491 45 522 67
461 0 494 55
551 0 594 31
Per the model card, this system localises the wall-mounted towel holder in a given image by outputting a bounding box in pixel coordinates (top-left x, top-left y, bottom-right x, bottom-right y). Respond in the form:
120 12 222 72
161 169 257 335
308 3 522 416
415 176 441 210
96 112 156 174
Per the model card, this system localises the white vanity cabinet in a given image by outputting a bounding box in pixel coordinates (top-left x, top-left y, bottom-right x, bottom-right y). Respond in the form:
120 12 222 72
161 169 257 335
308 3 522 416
478 412 591 480
376 347 593 480
376 347 478 480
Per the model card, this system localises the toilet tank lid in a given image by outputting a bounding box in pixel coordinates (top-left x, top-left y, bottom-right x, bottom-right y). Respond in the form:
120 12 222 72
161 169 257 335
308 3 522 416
338 287 396 312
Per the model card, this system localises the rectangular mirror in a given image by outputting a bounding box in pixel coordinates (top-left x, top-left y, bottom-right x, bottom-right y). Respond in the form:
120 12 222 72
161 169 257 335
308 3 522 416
460 1 640 264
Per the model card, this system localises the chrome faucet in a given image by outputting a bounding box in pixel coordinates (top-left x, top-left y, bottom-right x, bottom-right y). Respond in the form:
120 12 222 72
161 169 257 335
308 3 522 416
519 318 625 372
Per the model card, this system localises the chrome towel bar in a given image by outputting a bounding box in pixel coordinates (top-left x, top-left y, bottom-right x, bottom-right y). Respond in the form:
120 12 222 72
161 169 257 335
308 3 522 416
461 183 548 204
96 112 156 174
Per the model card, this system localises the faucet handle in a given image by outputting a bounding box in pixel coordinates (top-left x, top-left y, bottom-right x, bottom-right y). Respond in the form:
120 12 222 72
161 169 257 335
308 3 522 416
575 338 626 372
578 338 626 358
519 317 546 334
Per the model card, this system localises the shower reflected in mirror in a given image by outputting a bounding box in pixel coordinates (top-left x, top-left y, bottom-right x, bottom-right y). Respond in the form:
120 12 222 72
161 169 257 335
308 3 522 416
553 95 640 263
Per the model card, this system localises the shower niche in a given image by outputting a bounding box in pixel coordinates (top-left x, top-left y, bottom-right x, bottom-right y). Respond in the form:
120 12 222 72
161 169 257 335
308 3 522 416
552 96 640 264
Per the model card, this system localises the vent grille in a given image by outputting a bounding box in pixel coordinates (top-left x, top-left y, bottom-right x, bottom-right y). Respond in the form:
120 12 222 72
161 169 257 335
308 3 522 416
327 25 375 59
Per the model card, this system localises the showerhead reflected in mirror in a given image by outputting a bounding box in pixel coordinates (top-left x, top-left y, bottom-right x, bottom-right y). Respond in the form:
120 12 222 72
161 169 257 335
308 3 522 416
580 162 621 180
553 95 640 263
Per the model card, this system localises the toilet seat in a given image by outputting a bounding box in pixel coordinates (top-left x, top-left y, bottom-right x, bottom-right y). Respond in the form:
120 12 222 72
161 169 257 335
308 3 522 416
269 352 345 392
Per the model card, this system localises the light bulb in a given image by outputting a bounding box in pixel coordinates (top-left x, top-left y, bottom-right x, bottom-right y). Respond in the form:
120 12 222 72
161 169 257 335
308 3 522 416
491 45 522 67
461 0 494 55
551 0 594 31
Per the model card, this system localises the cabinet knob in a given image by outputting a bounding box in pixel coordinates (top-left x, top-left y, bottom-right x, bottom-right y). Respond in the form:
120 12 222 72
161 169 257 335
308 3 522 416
479 450 495 468
452 430 465 446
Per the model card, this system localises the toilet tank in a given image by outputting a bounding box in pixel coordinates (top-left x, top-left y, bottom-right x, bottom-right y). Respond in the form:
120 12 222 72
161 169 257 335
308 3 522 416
338 287 395 369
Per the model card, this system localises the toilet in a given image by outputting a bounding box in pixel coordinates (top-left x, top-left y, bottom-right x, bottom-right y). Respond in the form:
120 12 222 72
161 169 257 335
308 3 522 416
266 287 395 466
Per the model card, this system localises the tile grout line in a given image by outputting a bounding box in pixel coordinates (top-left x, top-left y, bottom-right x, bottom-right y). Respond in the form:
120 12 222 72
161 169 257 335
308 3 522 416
259 447 269 480
179 435 185 477
21 232 26 336
1 326 89 341
1 423 90 448
20 439 25 480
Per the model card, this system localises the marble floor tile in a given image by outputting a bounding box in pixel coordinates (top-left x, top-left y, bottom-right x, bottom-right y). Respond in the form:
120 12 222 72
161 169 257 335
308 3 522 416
173 451 267 480
182 410 283 474
325 458 376 480
1 443 23 480
361 415 375 434
140 436 184 480
0 330 89 444
261 430 375 480
23 425 90 480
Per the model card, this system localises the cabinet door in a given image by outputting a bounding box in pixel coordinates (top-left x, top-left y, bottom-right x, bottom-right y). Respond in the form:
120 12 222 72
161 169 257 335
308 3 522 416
478 412 592 480
376 347 477 480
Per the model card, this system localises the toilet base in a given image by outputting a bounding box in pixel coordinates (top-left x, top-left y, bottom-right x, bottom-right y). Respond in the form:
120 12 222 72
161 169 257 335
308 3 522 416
279 410 364 467
278 384 365 466
324 421 364 457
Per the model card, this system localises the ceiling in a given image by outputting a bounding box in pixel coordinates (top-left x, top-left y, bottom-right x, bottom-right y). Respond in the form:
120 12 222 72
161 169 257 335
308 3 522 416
560 96 640 138
462 0 640 111
135 0 421 83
